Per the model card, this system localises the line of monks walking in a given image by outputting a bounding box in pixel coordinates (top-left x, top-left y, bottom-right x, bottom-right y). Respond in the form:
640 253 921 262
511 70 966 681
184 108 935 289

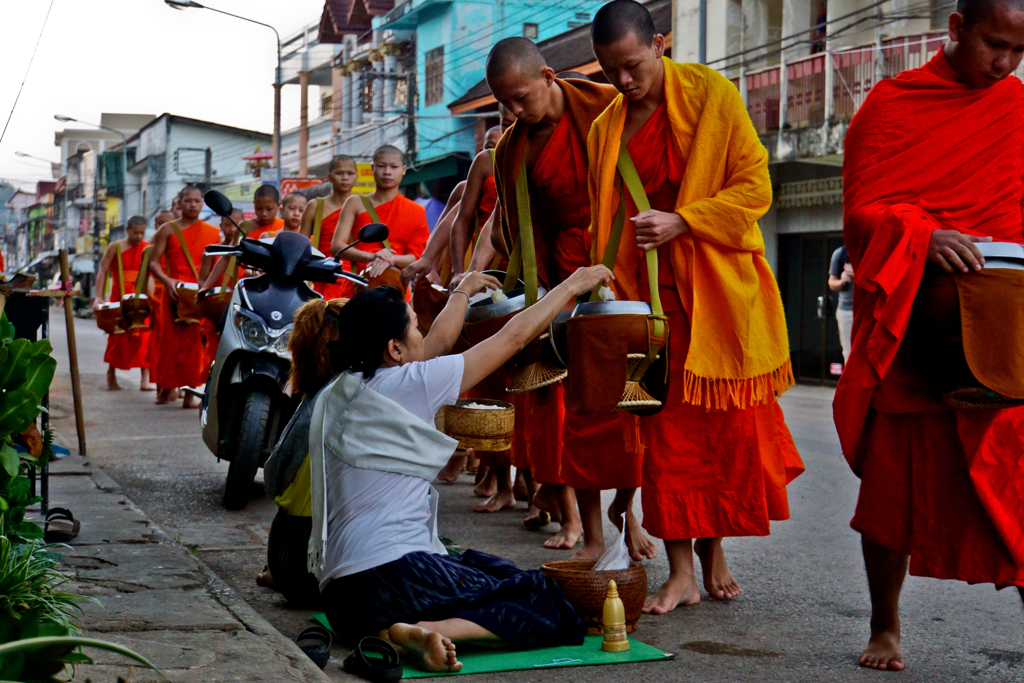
92 0 1024 672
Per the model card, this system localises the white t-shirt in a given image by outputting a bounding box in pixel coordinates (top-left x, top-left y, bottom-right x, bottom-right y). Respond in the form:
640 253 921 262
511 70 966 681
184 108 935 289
320 354 464 586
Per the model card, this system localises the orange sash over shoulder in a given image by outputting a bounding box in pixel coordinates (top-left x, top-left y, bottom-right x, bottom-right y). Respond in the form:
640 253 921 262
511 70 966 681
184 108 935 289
247 217 285 240
588 58 791 411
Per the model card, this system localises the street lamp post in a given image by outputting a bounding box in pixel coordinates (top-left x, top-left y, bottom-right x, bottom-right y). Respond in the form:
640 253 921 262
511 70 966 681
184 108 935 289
165 0 282 185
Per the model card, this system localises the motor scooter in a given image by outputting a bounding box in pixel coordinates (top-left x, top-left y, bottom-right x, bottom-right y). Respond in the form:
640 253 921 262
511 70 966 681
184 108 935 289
198 190 387 509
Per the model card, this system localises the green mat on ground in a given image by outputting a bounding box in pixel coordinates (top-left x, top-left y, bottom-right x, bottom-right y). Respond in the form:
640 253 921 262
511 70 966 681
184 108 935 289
311 613 673 677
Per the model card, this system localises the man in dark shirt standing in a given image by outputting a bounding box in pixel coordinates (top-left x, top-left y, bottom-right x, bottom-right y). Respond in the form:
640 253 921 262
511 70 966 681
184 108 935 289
828 245 854 362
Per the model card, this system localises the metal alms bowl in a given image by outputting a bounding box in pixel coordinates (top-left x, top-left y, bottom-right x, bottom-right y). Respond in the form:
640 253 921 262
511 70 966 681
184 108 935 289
548 300 654 369
977 241 1024 269
465 285 547 324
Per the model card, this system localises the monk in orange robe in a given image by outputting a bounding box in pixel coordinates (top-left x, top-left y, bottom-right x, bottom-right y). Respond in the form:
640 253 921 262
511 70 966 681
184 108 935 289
589 0 803 613
302 155 358 300
835 2 1024 671
244 184 285 240
486 37 651 554
148 185 222 408
331 145 429 299
92 216 154 391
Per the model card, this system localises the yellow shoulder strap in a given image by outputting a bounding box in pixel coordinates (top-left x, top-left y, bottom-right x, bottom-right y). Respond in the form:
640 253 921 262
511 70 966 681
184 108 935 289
114 242 125 299
135 246 152 294
311 197 325 248
359 195 392 250
169 221 200 280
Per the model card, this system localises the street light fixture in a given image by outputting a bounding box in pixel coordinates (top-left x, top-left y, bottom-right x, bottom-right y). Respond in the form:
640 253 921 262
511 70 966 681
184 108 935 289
164 0 282 185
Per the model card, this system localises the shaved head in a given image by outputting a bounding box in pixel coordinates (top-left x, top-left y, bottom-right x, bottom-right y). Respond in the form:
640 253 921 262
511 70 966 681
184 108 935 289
486 37 547 83
373 144 405 164
591 0 657 47
958 0 1024 25
254 184 280 203
557 71 591 80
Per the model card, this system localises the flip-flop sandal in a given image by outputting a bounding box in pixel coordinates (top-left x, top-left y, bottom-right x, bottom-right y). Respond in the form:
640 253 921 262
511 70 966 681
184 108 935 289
44 507 81 543
342 636 403 682
295 626 332 670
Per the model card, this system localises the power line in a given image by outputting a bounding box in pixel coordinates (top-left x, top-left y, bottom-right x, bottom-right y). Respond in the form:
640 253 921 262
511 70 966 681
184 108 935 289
0 0 56 146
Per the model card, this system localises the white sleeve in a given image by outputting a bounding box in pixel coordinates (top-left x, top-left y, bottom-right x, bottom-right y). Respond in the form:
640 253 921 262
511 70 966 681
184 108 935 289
421 354 465 416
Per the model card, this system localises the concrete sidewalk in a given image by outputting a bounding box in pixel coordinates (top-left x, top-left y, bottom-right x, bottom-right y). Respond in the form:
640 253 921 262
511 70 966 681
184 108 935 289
36 455 335 682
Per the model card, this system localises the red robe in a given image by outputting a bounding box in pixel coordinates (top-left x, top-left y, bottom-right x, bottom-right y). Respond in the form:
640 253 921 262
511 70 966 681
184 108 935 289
837 49 1024 585
150 221 221 389
246 217 285 240
103 241 151 371
496 79 639 489
312 209 350 301
346 194 429 299
478 175 497 227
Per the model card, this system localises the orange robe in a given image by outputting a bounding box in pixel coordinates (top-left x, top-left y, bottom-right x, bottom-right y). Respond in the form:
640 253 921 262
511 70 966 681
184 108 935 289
495 77 636 488
837 49 1024 585
312 209 349 301
246 217 284 240
150 220 221 389
343 194 429 299
588 59 803 539
103 241 151 371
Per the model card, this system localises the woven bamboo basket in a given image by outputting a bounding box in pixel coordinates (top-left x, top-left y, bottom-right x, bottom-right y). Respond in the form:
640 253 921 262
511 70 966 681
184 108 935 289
442 398 515 451
541 559 647 635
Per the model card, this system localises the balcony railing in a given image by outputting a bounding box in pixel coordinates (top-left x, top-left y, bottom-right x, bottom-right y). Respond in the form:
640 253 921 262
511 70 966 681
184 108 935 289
733 32 999 136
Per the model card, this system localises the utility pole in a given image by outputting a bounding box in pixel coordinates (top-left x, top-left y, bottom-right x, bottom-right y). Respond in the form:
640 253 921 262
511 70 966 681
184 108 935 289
406 71 417 166
92 155 103 299
204 147 212 190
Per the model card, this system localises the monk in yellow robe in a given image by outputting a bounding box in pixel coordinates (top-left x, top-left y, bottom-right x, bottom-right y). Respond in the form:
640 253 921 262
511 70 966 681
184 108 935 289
92 216 154 392
588 0 803 612
148 185 222 408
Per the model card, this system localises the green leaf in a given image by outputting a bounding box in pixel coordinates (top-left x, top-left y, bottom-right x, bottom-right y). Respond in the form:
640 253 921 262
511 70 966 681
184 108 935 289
60 652 93 664
0 387 44 436
14 521 44 540
0 338 32 389
0 637 165 678
0 312 14 343
20 353 57 406
0 444 18 478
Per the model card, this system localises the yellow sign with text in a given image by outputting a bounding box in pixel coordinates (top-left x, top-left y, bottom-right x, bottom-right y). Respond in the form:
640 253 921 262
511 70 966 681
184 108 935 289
354 163 375 195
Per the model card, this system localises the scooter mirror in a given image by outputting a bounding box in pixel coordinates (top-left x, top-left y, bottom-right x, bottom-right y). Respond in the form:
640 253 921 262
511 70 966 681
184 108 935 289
357 222 389 244
204 190 234 218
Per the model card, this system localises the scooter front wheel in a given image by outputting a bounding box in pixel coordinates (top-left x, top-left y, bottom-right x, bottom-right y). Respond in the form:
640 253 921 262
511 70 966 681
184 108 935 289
223 388 273 510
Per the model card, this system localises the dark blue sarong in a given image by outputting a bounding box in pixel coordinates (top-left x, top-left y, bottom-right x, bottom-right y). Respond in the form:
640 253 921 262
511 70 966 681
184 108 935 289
322 550 586 646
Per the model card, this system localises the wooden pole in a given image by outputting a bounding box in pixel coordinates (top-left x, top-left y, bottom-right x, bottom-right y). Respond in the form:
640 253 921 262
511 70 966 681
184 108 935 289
58 249 87 457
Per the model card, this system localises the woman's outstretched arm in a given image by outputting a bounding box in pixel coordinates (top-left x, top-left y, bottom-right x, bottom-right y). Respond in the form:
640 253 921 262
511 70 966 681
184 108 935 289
422 272 503 359
459 266 612 394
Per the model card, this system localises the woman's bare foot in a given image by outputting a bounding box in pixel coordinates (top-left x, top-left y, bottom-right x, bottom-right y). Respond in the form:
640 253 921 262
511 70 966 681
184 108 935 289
107 368 122 391
465 453 480 474
474 489 516 513
438 451 468 483
608 505 657 561
473 470 497 498
389 623 462 673
643 574 701 614
694 538 741 600
860 628 904 671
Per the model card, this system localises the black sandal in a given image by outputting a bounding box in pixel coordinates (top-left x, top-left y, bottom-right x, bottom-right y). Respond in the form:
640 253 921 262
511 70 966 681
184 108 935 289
44 507 81 543
295 626 332 670
342 636 403 682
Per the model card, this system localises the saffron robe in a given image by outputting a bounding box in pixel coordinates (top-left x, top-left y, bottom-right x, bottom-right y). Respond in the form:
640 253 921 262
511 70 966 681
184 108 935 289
312 208 349 301
247 217 285 241
589 61 803 539
103 241 151 371
150 220 220 389
344 194 429 299
836 49 1024 585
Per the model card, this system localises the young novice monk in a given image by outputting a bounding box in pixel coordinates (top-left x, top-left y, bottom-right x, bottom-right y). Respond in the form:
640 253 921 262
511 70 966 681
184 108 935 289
588 0 803 612
148 186 222 408
486 37 640 554
302 155 358 299
245 184 285 240
92 216 154 392
331 146 429 297
836 0 1024 670
313 266 612 672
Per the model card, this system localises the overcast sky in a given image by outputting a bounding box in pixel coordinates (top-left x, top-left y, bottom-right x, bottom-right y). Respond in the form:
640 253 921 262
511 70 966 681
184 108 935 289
1 0 326 190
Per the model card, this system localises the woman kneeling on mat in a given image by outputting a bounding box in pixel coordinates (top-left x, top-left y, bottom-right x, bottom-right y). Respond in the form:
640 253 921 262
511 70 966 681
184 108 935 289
310 266 612 673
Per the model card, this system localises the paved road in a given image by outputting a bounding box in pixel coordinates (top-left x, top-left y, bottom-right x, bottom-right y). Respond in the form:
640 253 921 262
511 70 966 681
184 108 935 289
46 312 1024 682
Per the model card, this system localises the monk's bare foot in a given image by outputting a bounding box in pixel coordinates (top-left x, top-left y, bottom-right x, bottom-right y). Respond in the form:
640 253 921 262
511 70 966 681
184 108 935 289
389 623 462 673
139 383 156 391
140 370 155 391
474 489 515 513
438 452 467 483
608 505 657 561
643 574 701 614
473 471 497 498
182 394 201 409
532 484 560 518
523 505 551 529
545 521 583 550
860 628 904 671
107 368 122 391
513 471 530 501
694 538 741 600
155 389 173 405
